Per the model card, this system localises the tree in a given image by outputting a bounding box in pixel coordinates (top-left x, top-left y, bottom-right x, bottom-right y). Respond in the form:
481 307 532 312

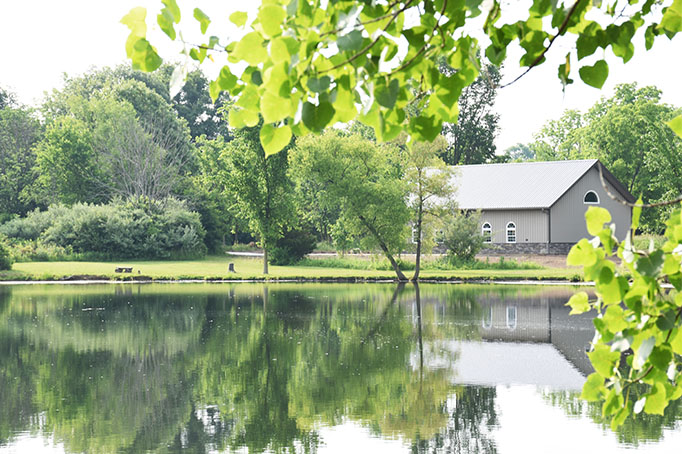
0 103 42 220
32 116 102 205
529 83 682 232
503 143 535 162
443 211 484 262
124 0 682 155
403 135 456 280
290 131 411 281
440 64 501 165
222 124 293 274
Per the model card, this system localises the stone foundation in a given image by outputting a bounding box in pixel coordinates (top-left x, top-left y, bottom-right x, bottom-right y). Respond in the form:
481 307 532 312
480 242 574 255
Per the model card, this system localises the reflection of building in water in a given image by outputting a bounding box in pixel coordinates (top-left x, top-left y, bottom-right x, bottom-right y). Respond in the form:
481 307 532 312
409 287 595 391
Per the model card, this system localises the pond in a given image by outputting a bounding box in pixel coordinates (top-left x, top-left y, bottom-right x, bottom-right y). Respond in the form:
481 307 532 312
0 283 680 453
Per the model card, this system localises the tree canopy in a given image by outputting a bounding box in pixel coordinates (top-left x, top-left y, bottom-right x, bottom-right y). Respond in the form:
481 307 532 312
124 0 682 154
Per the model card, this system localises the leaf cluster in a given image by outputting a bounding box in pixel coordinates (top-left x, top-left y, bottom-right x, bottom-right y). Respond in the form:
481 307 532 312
123 0 682 155
566 203 682 428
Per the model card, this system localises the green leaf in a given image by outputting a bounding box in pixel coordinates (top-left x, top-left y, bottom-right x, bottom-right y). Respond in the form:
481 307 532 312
158 9 177 40
666 114 682 139
193 8 211 34
129 38 162 72
603 304 628 332
632 197 643 231
585 206 612 236
656 309 678 331
643 382 667 415
672 329 682 355
588 344 620 377
232 32 268 65
260 124 292 156
121 7 147 38
301 102 335 132
660 0 682 34
158 0 181 40
567 238 597 266
649 345 673 371
566 292 590 315
307 76 331 93
579 60 609 89
633 336 656 370
597 267 627 305
228 108 258 129
602 388 624 417
229 11 248 27
635 249 664 277
375 79 400 109
261 92 290 123
337 30 363 51
581 373 606 401
258 4 286 38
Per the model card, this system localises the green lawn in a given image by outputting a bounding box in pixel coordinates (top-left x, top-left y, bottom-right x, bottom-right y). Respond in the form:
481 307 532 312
2 255 583 282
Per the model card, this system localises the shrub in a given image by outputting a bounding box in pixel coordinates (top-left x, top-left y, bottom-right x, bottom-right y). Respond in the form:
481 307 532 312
443 211 484 262
0 197 206 260
0 235 12 270
269 229 317 265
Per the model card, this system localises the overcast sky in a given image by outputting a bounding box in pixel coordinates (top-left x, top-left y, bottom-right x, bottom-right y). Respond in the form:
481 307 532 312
1 0 680 151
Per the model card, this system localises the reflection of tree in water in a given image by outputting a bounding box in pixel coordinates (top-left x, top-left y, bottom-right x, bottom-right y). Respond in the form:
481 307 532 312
0 283 509 453
544 389 682 446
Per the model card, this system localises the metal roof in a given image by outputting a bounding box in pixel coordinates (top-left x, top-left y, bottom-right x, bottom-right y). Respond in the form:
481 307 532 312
452 159 631 210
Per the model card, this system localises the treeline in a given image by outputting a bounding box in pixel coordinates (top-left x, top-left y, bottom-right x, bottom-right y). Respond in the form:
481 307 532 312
503 83 682 232
0 63 501 272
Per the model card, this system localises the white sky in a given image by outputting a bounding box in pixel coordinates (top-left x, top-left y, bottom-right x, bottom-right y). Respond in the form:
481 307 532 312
1 0 681 151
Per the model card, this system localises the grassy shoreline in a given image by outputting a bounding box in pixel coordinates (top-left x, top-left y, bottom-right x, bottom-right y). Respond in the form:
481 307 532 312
1 255 582 283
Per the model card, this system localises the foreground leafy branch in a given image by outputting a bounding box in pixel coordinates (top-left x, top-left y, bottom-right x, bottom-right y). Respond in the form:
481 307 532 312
567 203 682 428
122 0 682 154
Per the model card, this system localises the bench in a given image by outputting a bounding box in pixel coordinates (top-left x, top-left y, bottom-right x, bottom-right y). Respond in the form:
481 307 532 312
115 267 133 273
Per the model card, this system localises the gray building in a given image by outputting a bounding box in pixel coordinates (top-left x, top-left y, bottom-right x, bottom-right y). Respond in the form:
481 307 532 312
454 159 634 254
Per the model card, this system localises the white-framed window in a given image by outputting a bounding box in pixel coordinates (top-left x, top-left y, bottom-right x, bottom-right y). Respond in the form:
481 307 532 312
506 222 516 243
411 226 420 244
506 306 517 330
583 190 600 204
482 222 492 243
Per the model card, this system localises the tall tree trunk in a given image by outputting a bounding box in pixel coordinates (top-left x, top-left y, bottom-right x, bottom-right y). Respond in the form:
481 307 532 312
412 197 423 282
263 247 269 275
358 215 407 281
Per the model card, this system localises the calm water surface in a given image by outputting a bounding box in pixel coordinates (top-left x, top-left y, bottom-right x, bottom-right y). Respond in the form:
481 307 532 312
0 283 680 453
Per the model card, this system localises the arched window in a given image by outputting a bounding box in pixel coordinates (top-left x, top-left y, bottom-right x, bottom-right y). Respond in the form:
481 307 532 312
584 190 599 204
506 222 516 243
482 222 492 243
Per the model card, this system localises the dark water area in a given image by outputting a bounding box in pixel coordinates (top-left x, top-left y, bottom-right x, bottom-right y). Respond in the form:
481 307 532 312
0 283 680 453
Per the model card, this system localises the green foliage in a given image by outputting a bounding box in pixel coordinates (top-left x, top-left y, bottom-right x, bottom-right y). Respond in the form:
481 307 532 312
0 198 206 260
0 102 42 220
289 131 410 279
269 229 317 266
566 205 682 429
0 235 11 270
125 1 681 155
440 64 501 165
529 83 682 233
443 211 484 262
221 123 294 273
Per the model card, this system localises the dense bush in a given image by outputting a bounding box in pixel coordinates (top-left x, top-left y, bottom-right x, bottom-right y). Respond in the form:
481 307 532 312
0 235 12 270
0 198 206 259
269 229 317 265
443 212 484 262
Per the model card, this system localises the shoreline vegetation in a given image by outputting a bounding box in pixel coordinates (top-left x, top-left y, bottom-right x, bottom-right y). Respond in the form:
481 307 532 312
1 254 583 283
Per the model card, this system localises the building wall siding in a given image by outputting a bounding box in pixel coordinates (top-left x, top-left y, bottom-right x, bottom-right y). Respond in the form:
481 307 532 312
479 209 548 244
551 167 631 242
